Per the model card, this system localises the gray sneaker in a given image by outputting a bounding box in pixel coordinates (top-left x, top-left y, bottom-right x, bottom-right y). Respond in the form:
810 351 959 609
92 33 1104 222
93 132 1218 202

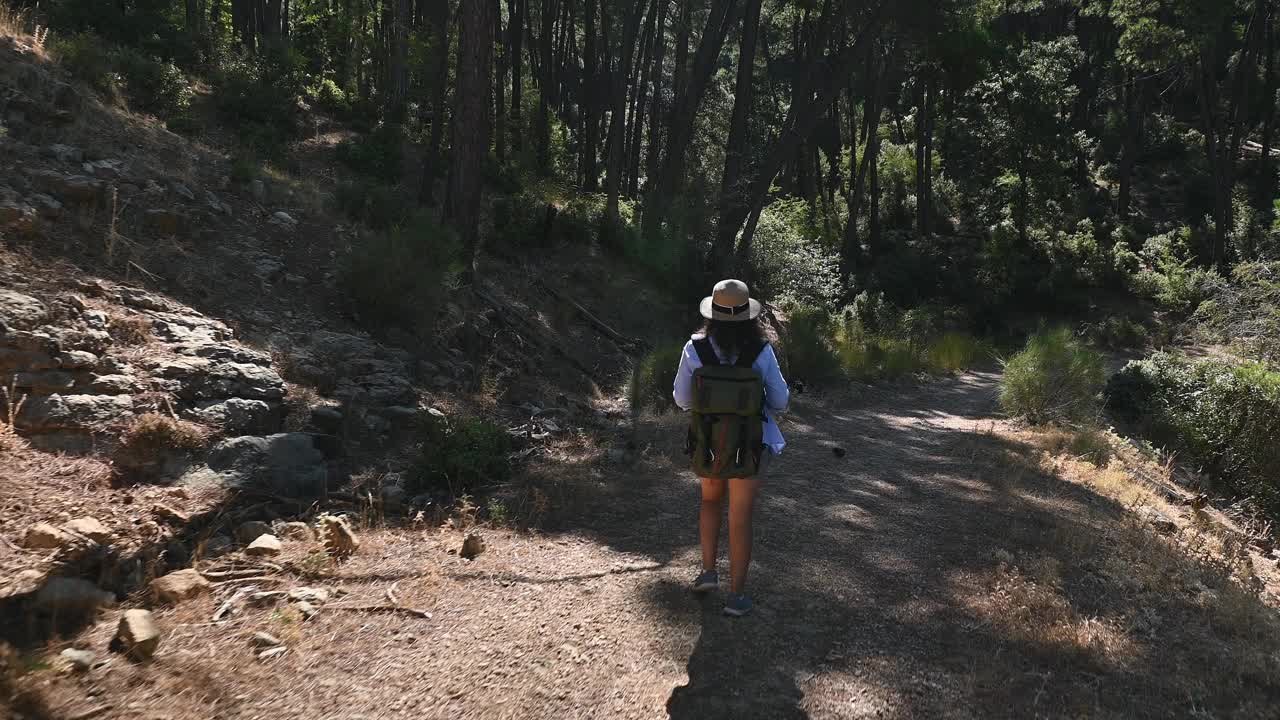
692 569 719 593
723 593 753 617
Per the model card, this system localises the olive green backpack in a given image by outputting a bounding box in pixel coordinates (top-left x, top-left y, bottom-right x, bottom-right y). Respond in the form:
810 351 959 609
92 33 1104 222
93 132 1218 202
686 338 767 479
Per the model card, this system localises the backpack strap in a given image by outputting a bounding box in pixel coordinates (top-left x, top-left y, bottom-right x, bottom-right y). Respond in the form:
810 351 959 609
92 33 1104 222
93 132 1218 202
692 338 721 367
734 341 768 369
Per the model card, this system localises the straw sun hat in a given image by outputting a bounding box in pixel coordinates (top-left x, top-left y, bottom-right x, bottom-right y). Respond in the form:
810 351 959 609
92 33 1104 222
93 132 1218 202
699 279 762 322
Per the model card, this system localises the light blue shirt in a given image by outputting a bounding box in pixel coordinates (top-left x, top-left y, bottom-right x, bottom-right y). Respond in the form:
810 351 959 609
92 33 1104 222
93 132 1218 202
672 334 789 454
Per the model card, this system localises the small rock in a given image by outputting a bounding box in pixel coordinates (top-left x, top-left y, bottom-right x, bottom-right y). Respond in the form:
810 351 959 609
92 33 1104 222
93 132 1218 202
248 590 288 606
204 535 233 555
29 193 62 218
59 648 96 672
245 534 282 557
460 533 485 560
251 631 282 647
269 210 297 229
62 517 111 544
235 520 273 544
277 521 314 541
23 522 74 549
116 609 161 660
34 578 114 613
150 569 211 605
56 350 97 369
606 449 628 465
172 182 196 201
288 587 330 604
258 646 288 661
295 600 318 619
151 503 190 524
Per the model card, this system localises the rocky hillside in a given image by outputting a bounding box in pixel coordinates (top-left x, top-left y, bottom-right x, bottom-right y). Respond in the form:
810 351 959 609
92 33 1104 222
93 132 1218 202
0 25 679 665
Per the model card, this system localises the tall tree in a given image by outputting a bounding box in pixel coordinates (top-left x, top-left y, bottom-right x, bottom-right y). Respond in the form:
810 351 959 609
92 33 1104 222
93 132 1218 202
448 0 495 275
604 0 648 230
712 0 763 270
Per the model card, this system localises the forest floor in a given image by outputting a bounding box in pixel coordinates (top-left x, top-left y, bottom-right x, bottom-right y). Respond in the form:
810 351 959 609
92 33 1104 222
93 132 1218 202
16 370 1280 720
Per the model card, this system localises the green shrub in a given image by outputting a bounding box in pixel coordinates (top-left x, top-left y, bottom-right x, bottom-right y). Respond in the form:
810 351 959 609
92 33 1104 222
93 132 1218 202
416 413 511 494
1192 262 1280 364
333 180 412 229
113 47 191 118
631 342 686 414
309 77 351 115
1088 316 1149 350
1107 353 1280 515
214 49 305 138
749 197 842 307
229 154 259 185
53 33 118 97
927 332 991 373
779 304 841 380
336 125 404 183
1000 327 1105 424
340 213 461 330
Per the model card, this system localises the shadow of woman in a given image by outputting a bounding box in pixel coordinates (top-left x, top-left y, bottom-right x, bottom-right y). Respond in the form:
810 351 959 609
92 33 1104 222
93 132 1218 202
666 594 809 720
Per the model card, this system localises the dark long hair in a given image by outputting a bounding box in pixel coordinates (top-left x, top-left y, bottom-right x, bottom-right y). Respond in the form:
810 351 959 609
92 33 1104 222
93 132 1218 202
700 317 766 358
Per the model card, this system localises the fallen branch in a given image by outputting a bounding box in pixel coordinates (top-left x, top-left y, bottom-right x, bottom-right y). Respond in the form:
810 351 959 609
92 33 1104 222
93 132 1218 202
212 576 282 587
66 705 113 720
212 587 250 621
473 287 603 380
323 604 432 619
534 279 647 350
201 566 281 580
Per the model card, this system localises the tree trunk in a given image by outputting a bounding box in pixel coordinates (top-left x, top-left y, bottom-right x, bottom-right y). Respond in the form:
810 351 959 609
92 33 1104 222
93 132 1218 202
713 0 763 268
494 0 508 163
673 0 691 108
386 0 411 122
1117 71 1139 223
535 0 557 174
448 0 494 276
421 0 451 203
645 0 668 190
581 0 599 189
510 0 525 151
627 0 658 197
641 0 740 240
716 2 889 257
605 1 647 231
1263 0 1277 180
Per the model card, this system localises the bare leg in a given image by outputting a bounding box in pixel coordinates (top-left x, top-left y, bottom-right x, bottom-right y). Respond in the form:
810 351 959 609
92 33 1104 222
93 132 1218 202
727 477 760 594
699 478 726 571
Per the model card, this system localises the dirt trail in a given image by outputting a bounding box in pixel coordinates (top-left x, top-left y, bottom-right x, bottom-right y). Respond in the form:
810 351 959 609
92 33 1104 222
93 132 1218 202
34 371 1280 719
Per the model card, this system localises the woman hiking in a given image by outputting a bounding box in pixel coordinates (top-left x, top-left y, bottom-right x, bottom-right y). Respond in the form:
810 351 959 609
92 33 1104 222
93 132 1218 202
673 279 789 617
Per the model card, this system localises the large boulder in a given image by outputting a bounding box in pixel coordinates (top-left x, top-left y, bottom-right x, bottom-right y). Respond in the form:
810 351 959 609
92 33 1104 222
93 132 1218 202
0 289 46 331
185 398 275 434
33 577 114 613
19 394 134 432
206 433 331 497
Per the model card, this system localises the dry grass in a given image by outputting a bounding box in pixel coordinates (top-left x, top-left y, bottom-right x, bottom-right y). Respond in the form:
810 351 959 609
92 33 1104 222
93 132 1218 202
1032 426 1113 466
113 412 210 477
0 381 28 453
107 311 154 346
0 3 46 54
956 424 1280 712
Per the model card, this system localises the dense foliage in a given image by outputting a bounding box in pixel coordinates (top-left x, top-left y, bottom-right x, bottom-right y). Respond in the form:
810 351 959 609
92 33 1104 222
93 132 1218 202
1108 353 1280 515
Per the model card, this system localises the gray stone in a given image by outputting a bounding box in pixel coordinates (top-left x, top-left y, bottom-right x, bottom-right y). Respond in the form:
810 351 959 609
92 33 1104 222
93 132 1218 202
251 631 281 647
234 520 273 545
309 406 343 434
115 287 173 312
276 521 314 541
34 577 114 613
116 609 160 659
0 348 57 373
59 648 95 672
29 193 61 218
245 534 282 556
23 522 73 549
204 535 233 555
12 370 78 394
0 201 37 234
0 289 46 331
150 569 211 604
88 374 143 394
83 310 109 331
186 398 274 434
19 394 133 431
56 350 97 369
171 182 196 201
62 517 111 544
287 587 329 604
43 143 83 164
269 210 296 227
208 434 330 497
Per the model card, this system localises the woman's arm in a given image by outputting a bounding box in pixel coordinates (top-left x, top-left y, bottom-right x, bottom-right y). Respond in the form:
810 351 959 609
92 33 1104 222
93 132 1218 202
758 345 790 413
672 341 697 411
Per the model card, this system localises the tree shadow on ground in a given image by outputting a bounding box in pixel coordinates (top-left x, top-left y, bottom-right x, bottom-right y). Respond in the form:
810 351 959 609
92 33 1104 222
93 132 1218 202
529 371 1280 719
